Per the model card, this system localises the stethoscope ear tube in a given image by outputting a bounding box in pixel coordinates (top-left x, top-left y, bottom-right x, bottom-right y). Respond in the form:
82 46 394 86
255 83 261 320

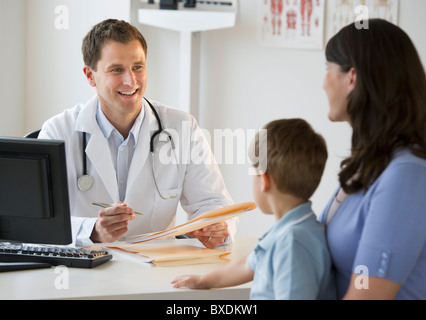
82 130 88 176
145 97 164 153
144 98 181 200
78 131 94 191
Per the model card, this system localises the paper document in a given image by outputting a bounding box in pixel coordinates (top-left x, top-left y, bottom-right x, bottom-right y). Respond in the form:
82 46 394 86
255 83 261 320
126 202 256 244
107 241 231 267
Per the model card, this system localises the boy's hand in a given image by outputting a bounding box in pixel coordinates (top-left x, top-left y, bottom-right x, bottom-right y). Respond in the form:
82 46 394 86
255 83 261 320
171 275 205 289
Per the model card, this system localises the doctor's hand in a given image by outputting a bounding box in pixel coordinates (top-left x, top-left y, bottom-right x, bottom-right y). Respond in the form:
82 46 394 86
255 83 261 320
186 222 229 249
90 202 136 243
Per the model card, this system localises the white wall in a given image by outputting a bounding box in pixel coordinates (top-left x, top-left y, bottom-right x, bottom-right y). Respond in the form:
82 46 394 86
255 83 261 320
0 0 26 137
0 0 130 136
1 0 425 237
25 0 131 134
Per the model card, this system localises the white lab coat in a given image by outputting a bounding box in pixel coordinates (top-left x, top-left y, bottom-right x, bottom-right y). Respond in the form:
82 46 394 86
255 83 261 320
39 95 236 245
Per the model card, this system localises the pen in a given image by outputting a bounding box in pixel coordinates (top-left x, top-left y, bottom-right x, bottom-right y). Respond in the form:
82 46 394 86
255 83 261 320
92 202 143 216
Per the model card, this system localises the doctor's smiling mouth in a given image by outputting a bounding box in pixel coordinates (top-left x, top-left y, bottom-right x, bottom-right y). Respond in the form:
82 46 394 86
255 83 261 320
118 89 139 96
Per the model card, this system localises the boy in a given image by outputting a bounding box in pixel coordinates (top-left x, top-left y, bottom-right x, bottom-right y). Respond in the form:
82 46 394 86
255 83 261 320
171 119 336 300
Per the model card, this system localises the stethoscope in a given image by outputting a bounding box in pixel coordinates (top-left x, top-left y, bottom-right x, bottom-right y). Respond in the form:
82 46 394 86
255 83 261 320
77 97 181 200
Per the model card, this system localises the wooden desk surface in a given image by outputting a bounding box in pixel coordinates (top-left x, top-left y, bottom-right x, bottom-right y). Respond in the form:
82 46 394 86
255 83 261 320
0 236 257 300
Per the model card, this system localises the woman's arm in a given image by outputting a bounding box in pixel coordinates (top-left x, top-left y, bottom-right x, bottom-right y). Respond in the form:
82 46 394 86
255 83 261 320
344 274 402 300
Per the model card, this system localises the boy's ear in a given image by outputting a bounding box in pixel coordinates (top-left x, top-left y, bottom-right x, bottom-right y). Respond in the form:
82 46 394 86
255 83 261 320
261 172 271 192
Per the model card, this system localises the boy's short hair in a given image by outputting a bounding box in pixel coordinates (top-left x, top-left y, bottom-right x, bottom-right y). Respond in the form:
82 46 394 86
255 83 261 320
249 119 328 200
82 19 148 71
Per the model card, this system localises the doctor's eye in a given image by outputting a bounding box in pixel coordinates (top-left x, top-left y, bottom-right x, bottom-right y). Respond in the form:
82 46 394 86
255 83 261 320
133 65 144 71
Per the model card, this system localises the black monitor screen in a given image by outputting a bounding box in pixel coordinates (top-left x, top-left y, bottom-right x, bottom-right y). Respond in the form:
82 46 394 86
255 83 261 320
160 0 178 10
0 137 72 245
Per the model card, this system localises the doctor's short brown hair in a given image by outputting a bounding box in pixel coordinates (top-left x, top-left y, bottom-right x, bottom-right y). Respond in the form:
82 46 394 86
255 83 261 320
82 19 147 71
249 119 328 200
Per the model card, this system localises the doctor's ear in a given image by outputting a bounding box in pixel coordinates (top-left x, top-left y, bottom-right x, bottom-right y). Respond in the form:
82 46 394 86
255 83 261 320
83 66 96 87
260 173 271 192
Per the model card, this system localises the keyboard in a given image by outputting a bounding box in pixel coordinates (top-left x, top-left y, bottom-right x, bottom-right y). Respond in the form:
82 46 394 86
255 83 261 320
0 243 112 270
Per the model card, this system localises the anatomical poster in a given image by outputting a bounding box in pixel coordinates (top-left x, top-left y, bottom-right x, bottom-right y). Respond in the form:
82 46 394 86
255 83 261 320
328 0 399 35
258 0 325 50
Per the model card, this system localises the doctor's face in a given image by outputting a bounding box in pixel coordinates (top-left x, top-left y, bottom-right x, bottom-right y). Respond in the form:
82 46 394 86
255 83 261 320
84 39 147 120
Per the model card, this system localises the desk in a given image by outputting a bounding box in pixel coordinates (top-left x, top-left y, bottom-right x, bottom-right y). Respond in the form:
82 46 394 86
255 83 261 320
0 237 257 300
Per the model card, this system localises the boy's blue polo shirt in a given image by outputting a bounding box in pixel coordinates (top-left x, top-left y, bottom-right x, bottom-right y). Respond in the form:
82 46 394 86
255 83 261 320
247 202 336 300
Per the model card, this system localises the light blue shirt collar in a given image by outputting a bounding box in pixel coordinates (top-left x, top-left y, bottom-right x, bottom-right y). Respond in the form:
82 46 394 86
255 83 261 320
257 201 314 250
95 102 144 146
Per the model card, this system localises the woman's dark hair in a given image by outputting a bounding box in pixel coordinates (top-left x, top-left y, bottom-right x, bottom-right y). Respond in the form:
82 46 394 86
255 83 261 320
325 19 426 194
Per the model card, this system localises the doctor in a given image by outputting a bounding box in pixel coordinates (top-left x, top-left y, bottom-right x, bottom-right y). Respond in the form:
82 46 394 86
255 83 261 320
39 19 235 248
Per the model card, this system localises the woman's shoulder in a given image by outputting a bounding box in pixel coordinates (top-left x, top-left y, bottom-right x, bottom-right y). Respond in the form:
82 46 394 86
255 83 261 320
377 148 426 186
389 148 426 168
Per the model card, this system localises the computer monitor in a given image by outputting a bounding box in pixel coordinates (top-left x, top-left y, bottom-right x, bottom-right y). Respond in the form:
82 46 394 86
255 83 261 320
160 0 178 10
0 137 72 245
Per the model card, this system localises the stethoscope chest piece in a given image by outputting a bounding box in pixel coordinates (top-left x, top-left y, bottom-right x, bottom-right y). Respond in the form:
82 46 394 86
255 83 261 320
78 174 94 191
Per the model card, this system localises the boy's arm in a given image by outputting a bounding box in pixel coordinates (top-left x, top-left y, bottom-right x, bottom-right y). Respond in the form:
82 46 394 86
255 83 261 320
171 256 254 289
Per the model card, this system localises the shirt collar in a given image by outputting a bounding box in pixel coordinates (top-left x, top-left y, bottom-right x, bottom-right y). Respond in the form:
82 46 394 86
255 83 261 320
257 201 314 250
130 106 144 146
96 103 115 139
96 102 145 146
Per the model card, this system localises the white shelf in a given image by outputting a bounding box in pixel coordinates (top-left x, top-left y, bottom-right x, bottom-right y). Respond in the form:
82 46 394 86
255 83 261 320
136 4 238 118
138 8 236 32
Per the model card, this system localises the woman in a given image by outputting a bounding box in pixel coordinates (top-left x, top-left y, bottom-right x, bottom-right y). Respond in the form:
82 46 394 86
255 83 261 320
320 19 426 299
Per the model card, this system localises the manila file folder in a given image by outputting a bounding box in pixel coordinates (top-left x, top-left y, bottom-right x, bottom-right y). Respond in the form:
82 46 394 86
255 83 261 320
126 202 257 244
107 241 232 266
